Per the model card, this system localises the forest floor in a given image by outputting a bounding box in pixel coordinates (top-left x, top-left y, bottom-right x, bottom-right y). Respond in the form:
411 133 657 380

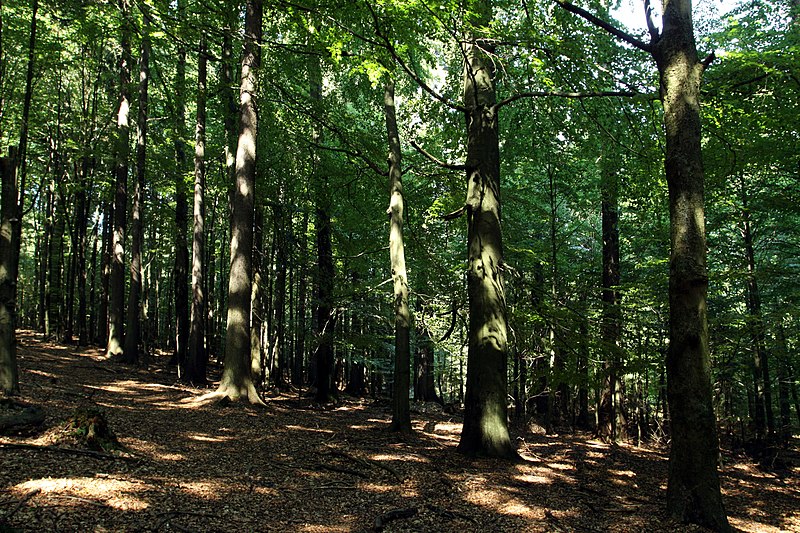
1 332 798 533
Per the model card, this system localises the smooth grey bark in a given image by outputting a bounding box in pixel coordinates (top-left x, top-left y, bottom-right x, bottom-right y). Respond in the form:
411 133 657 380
456 0 516 459
385 79 411 432
107 0 132 359
206 0 263 404
124 10 150 364
187 35 207 385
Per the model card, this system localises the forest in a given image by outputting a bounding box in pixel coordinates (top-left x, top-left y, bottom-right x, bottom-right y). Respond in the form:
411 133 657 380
0 0 798 531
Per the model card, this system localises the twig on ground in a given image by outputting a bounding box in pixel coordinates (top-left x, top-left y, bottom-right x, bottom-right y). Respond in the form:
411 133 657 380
1 488 40 521
374 507 417 532
0 442 141 462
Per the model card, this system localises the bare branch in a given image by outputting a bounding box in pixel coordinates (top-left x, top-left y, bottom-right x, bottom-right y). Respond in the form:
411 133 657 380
496 90 643 109
410 140 467 171
555 0 652 53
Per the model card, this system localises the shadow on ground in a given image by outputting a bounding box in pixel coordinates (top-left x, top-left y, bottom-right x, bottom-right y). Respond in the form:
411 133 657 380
1 331 798 532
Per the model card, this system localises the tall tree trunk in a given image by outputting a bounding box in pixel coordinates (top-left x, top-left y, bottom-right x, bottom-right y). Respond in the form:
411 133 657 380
208 0 263 404
187 35 207 384
272 186 288 388
174 0 189 372
740 180 774 440
11 0 37 295
597 161 627 441
293 209 309 387
0 147 19 395
124 10 150 364
655 1 729 528
310 47 335 403
107 0 132 359
250 205 265 385
385 79 411 432
98 202 112 346
75 158 90 345
456 0 516 459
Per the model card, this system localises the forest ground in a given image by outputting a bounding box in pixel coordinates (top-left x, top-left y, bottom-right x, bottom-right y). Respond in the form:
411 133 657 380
0 332 798 533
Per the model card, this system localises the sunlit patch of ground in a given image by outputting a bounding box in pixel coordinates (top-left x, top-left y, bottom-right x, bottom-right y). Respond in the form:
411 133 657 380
3 330 798 533
16 476 149 510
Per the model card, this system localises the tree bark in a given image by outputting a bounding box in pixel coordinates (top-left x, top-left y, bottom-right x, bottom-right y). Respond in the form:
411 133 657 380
655 1 729 528
106 0 132 359
456 0 516 459
187 34 207 385
174 0 189 372
124 9 150 364
385 79 411 432
597 160 627 441
209 0 263 404
0 147 19 395
309 46 336 403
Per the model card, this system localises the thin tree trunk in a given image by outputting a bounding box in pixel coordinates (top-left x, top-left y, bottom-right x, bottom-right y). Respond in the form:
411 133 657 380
124 10 150 364
187 34 207 384
293 209 309 387
385 79 411 432
597 160 626 441
174 0 189 372
250 205 265 385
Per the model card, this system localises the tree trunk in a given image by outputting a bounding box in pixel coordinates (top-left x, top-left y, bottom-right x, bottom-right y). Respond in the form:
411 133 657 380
385 79 412 432
655 1 729 528
98 202 112 346
597 160 626 441
293 209 309 387
106 0 132 359
250 205 265 385
310 47 336 403
740 180 774 440
174 0 189 372
209 0 263 404
0 147 19 395
124 10 150 364
187 35 207 385
272 187 288 389
456 0 516 459
12 0 37 294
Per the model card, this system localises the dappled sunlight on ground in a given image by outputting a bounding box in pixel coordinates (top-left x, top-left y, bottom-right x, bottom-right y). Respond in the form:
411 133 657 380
16 476 149 511
2 330 797 532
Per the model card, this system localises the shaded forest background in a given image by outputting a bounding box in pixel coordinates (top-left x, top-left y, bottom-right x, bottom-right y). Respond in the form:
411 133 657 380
0 0 799 529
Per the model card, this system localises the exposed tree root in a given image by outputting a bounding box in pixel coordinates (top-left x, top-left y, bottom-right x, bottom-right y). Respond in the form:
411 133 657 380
193 384 265 406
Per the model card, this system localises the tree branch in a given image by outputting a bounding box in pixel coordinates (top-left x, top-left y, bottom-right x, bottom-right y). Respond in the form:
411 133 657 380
496 90 643 109
409 140 467 171
555 0 652 53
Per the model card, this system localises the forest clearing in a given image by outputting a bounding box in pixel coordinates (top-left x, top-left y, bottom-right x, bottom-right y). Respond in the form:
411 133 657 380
1 332 798 532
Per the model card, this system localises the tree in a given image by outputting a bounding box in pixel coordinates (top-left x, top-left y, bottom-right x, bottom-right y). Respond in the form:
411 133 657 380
385 78 411 432
186 34 207 385
0 147 19 395
205 0 264 404
124 5 150 364
558 0 730 528
456 0 516 459
107 0 132 359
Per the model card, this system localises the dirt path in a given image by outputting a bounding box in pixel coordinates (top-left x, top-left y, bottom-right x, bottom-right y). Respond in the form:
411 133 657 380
1 332 798 532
